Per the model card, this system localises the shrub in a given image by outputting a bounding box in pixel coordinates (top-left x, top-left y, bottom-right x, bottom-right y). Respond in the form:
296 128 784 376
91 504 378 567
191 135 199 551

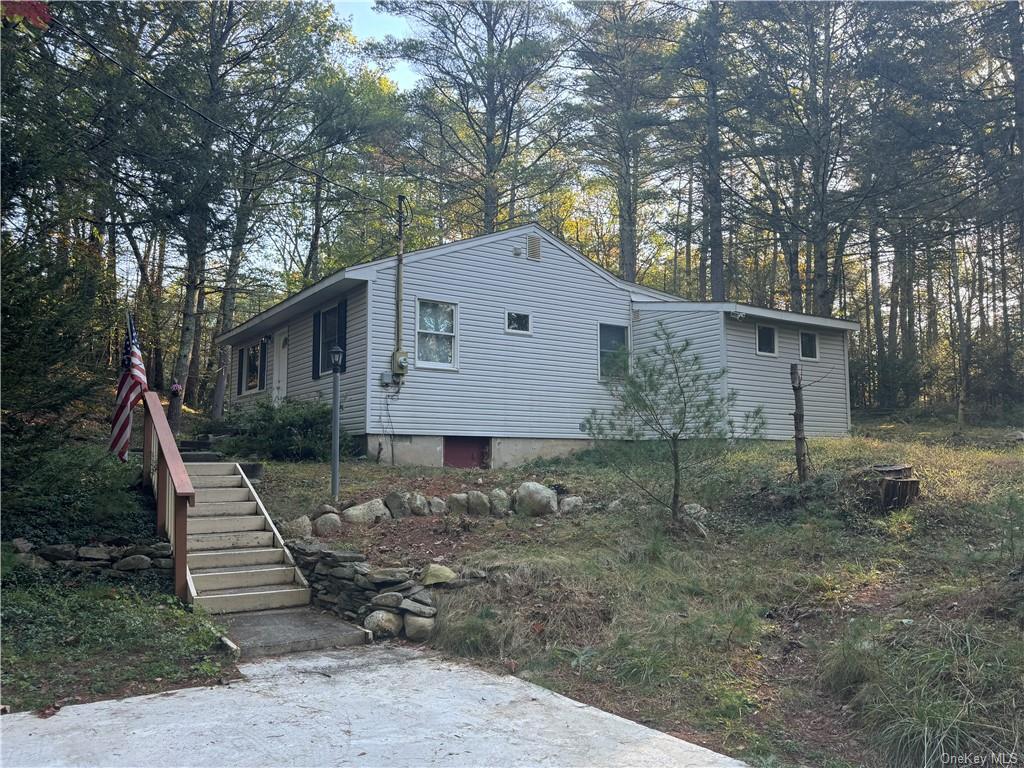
2 443 150 544
221 400 350 461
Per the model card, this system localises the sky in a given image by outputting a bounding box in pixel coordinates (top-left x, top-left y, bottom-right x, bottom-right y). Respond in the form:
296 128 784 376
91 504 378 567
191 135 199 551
333 1 419 90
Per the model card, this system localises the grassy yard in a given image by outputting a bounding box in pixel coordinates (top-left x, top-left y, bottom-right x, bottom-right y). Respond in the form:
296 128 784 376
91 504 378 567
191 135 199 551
259 419 1023 767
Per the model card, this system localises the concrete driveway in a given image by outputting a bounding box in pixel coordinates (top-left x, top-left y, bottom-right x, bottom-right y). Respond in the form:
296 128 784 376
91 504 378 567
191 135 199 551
2 646 745 768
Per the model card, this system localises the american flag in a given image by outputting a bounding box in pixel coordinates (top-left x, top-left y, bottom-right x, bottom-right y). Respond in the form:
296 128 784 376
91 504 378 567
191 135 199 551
109 313 148 461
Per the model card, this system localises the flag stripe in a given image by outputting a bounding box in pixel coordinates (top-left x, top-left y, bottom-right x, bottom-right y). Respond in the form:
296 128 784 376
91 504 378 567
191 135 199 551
109 314 148 461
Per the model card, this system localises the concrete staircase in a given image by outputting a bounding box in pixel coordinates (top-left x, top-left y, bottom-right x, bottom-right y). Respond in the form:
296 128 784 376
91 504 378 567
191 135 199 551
184 462 310 614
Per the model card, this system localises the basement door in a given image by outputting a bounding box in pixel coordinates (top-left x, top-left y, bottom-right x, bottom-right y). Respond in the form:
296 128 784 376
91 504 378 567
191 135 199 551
443 436 490 469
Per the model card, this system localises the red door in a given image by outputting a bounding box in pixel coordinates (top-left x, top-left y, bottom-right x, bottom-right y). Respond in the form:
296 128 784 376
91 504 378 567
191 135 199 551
443 436 490 469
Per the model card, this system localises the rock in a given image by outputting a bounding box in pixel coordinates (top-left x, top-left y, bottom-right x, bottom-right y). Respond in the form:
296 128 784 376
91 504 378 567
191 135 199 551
329 564 357 580
607 498 625 514
363 610 403 638
558 495 584 515
153 558 173 569
368 567 414 584
384 491 411 519
513 482 557 517
371 592 404 608
489 489 510 517
467 490 490 516
113 554 152 571
11 538 33 554
279 515 313 539
313 513 344 536
36 544 77 562
323 550 366 564
420 563 457 585
461 568 487 580
121 544 156 559
407 492 429 516
341 498 391 525
150 542 172 557
77 546 112 561
57 559 103 570
312 504 339 521
1008 431 1024 443
15 553 49 570
428 497 447 516
404 614 435 642
410 590 433 606
683 503 709 521
399 599 437 618
447 493 468 516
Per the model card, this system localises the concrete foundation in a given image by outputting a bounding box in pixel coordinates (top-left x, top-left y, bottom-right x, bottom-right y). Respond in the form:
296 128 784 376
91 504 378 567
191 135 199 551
364 434 592 468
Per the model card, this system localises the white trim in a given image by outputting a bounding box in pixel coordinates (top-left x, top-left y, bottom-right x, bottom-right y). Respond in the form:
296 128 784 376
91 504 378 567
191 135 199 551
843 331 852 433
364 279 374 434
798 330 820 361
415 296 459 371
504 308 532 336
719 311 729 429
597 321 630 381
755 324 778 357
631 300 860 331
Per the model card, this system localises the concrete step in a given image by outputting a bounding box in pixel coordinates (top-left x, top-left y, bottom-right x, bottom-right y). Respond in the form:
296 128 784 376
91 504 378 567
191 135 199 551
185 462 237 476
180 451 224 463
192 565 297 593
187 531 273 551
221 607 367 659
191 475 243 489
189 501 259 518
189 516 266 535
194 487 251 503
194 585 310 615
188 547 285 569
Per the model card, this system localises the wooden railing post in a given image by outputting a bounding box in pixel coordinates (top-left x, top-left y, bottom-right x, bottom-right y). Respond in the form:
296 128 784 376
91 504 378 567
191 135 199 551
142 412 154 490
173 495 188 601
156 453 167 535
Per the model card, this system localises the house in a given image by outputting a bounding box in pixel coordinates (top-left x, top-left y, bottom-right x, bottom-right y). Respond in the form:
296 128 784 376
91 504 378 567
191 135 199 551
217 223 858 467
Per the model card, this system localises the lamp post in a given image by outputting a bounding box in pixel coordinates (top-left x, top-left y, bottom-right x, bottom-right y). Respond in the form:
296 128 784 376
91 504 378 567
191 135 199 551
330 345 343 500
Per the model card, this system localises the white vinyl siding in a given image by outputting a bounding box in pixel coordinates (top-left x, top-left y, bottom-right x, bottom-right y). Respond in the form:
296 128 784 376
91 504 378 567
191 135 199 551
631 309 723 373
724 317 850 439
367 230 632 438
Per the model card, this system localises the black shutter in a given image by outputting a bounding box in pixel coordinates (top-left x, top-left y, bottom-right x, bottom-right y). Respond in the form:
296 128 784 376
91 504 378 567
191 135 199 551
258 338 268 390
336 299 348 373
311 311 322 380
236 348 244 395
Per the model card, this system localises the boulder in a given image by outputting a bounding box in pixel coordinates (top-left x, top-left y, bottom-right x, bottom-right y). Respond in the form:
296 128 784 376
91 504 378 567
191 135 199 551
15 553 49 570
279 515 313 539
36 543 77 562
113 554 152 571
420 563 457 585
312 504 339 521
489 489 510 517
77 546 112 561
313 513 344 537
329 564 357 580
428 497 447 516
513 482 557 517
683 503 709 522
153 558 173 569
447 493 468 516
342 498 391 525
399 599 437 618
150 542 173 557
11 538 33 554
121 544 156 559
558 495 584 515
364 609 403 638
607 498 626 514
58 560 103 570
384 491 411 519
466 490 490 516
404 614 435 642
368 567 414 584
408 492 429 517
371 592 404 608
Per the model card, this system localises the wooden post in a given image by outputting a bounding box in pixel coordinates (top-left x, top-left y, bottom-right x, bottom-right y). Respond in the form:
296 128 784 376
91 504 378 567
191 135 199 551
156 454 167 535
142 412 154 489
791 363 809 483
173 495 189 602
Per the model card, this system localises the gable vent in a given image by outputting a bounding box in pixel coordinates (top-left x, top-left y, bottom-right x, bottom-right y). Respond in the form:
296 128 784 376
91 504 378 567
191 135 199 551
526 234 541 260
632 309 641 322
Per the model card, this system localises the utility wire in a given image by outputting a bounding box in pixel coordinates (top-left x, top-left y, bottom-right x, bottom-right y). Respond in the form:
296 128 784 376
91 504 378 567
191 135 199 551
48 14 397 216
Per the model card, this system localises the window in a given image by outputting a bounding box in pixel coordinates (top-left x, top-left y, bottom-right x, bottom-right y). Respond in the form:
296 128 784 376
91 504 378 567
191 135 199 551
800 331 818 360
506 311 531 335
237 338 267 395
320 306 338 374
417 299 457 368
756 324 777 356
599 323 629 379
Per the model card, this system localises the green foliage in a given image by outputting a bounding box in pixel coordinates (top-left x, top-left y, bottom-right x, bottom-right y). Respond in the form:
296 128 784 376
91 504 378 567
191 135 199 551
221 400 350 461
2 443 150 544
1 567 231 712
818 620 882 698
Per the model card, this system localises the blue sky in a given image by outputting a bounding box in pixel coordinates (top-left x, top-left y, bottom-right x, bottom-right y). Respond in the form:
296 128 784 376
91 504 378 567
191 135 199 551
334 1 419 90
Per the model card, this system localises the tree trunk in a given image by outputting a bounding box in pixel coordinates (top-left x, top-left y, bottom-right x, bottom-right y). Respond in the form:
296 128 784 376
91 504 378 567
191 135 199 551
617 157 637 283
791 363 809 482
304 170 324 284
184 281 206 408
704 1 725 301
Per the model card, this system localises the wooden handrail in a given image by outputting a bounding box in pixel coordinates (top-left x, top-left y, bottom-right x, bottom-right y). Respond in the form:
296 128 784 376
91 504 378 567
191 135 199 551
141 391 194 602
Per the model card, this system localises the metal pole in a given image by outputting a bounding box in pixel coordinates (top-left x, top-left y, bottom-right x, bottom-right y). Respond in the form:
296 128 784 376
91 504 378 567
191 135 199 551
331 361 341 500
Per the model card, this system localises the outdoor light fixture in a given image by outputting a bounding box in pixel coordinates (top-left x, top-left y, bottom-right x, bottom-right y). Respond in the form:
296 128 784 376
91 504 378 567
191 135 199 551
330 345 343 499
330 345 343 372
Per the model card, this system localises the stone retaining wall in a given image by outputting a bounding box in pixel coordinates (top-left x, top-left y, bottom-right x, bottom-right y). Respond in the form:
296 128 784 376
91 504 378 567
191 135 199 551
9 538 173 578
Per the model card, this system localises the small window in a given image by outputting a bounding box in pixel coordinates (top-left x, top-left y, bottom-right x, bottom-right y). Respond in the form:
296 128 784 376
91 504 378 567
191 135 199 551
320 306 338 374
800 331 818 360
756 325 777 356
506 311 531 335
417 299 457 368
242 341 266 392
599 323 629 379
